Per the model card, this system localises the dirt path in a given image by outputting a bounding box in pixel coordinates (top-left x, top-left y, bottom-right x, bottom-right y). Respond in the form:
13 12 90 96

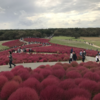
86 42 100 49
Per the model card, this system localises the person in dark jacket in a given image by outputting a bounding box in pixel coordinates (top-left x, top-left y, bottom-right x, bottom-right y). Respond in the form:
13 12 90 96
70 48 73 53
8 51 16 68
82 52 85 62
72 51 77 61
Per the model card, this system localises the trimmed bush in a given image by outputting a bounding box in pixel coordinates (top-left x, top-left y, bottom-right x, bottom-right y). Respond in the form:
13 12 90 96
93 93 100 100
66 71 82 79
40 85 64 100
59 79 77 90
83 72 100 82
64 88 91 100
52 69 66 79
71 61 78 67
12 76 22 83
1 71 14 80
79 80 99 94
8 87 39 100
71 96 89 100
40 69 52 78
0 76 8 90
30 72 44 82
41 78 59 89
0 81 19 100
20 78 41 94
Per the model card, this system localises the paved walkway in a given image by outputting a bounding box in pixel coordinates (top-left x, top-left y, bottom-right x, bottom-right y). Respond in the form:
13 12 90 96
0 56 95 72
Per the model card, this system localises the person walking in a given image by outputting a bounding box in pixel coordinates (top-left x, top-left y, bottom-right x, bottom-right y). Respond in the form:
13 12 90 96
8 51 16 68
70 48 73 53
69 52 73 63
95 54 99 62
79 50 82 56
82 51 85 62
72 51 77 61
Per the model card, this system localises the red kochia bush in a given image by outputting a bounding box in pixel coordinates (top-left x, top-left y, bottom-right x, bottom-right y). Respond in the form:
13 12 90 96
79 80 99 94
1 71 14 80
74 78 89 85
66 71 82 79
71 96 90 100
40 85 64 100
8 87 39 100
59 79 77 90
83 72 100 82
93 93 100 100
12 76 22 83
20 78 41 94
52 69 66 79
51 65 64 70
62 63 72 70
11 65 24 75
16 68 30 81
0 81 19 100
0 76 8 90
71 61 78 67
40 69 52 78
64 88 91 100
41 78 59 89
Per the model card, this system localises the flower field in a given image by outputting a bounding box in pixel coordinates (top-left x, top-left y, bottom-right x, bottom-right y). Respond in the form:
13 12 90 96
0 62 100 100
0 38 98 65
2 40 24 48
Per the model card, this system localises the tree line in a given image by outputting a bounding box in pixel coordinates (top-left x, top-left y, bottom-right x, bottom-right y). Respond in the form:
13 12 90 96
0 28 100 40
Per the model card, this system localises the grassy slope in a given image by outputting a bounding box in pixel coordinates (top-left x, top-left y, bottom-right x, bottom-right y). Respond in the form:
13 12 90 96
0 41 10 50
50 36 100 51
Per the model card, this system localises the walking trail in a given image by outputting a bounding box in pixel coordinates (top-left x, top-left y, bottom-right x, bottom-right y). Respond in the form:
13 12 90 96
0 56 95 72
85 42 100 49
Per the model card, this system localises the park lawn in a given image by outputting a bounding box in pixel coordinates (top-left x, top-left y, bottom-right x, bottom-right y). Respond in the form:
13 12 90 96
52 36 100 47
50 37 100 51
0 41 9 50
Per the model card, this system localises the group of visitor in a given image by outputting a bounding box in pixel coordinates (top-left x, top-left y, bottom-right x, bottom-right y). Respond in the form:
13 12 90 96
69 48 86 63
69 51 77 63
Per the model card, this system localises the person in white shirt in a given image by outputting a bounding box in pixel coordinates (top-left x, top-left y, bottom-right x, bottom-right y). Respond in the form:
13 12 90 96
95 54 99 62
69 52 73 63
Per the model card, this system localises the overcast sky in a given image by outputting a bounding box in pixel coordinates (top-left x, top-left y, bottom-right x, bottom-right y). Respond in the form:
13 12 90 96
0 0 100 29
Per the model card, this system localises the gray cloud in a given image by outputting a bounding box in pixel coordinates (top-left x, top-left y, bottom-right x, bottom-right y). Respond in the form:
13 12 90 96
0 0 100 29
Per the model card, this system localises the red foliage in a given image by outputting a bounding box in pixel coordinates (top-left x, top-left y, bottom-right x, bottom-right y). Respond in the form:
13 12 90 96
71 61 79 67
30 72 44 82
0 81 19 100
40 85 64 100
93 93 100 100
71 96 90 100
12 76 22 83
1 71 14 80
52 64 64 70
20 78 41 94
11 65 24 75
40 69 52 78
8 87 39 100
52 69 66 79
0 76 8 90
41 77 59 89
79 80 99 94
59 79 77 90
66 71 82 79
83 72 100 82
64 88 91 100
62 63 72 70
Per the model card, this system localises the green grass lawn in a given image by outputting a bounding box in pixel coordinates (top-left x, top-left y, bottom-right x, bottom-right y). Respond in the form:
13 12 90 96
0 41 9 51
50 36 100 51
